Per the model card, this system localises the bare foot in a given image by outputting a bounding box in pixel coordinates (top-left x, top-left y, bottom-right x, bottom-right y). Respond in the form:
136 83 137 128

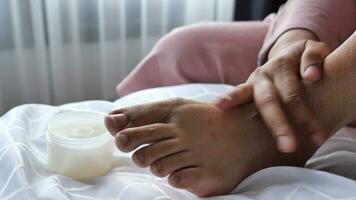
105 33 356 196
105 98 316 197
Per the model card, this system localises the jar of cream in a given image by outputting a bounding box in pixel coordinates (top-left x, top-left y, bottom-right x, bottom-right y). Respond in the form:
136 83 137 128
47 110 115 180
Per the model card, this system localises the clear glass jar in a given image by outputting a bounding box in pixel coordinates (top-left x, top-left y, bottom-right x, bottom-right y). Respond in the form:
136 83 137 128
47 110 114 180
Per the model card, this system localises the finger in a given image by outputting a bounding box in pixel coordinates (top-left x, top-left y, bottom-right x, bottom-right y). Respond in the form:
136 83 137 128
273 71 326 146
302 65 321 82
215 83 253 110
301 41 330 81
250 70 297 153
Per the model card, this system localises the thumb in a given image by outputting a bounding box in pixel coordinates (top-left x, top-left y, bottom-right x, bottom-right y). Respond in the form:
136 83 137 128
300 40 330 82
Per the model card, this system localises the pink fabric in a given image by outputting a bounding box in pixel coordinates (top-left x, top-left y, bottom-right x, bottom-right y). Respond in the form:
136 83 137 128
258 0 356 65
117 0 356 97
117 22 269 96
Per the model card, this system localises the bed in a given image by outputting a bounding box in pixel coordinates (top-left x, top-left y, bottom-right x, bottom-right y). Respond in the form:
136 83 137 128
1 84 356 200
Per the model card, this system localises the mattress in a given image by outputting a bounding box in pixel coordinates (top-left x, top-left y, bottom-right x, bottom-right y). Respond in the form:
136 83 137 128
1 84 355 200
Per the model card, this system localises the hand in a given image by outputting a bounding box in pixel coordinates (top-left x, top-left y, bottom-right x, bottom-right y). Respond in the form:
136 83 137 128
216 30 330 153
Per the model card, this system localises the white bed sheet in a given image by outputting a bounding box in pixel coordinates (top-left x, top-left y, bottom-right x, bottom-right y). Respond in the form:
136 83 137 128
1 84 356 200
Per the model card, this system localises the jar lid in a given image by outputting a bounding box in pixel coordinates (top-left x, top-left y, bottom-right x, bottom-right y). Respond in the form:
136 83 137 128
47 110 113 149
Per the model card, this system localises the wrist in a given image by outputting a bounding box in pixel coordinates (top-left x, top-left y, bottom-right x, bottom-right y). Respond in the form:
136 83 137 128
268 29 318 60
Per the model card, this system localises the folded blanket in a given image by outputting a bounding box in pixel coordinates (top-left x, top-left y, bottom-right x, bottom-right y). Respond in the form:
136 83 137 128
1 84 355 200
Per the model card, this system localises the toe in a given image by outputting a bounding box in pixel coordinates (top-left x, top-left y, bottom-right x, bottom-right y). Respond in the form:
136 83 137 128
104 115 116 135
115 123 176 152
109 98 184 128
168 167 201 190
105 114 128 136
150 151 197 177
132 138 185 167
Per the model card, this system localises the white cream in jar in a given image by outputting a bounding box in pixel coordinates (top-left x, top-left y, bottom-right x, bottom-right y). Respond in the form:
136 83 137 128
47 110 115 180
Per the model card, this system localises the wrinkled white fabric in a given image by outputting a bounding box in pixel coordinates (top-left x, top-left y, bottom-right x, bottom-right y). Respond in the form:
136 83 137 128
1 84 355 200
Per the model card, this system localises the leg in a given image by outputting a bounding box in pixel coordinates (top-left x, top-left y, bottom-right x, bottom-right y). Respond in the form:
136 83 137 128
116 21 269 96
106 33 356 197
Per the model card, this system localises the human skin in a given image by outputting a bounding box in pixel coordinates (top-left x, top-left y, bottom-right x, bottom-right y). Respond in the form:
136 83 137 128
105 32 356 197
216 28 330 153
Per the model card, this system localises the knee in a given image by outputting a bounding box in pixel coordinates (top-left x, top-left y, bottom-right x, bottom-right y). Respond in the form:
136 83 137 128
153 22 217 54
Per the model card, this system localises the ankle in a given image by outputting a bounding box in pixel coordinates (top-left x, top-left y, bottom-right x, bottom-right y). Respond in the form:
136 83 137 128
305 33 356 138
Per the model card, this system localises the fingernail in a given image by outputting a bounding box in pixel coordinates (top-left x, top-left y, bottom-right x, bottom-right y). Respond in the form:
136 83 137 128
304 65 320 80
111 114 128 129
118 134 129 146
312 133 324 146
222 95 232 101
278 135 294 153
216 96 232 110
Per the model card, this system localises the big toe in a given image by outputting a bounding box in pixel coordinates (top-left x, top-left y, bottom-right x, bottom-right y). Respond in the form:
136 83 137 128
109 98 182 128
105 114 128 136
